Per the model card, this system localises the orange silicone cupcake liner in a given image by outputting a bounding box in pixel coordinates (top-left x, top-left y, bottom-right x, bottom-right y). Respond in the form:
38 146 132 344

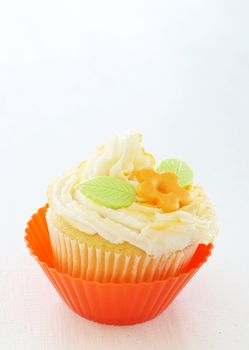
25 205 213 325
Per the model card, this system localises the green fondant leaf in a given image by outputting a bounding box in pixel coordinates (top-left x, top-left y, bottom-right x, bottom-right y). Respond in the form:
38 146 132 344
157 158 193 186
77 176 136 209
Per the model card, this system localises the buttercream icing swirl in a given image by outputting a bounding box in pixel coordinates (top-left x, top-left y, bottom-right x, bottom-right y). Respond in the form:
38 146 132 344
47 131 218 256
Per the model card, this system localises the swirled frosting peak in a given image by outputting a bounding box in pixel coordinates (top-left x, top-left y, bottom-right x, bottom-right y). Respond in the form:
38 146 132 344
79 131 155 180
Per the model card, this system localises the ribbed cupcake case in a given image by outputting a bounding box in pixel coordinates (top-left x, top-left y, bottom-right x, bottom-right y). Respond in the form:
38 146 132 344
25 205 213 325
46 212 197 283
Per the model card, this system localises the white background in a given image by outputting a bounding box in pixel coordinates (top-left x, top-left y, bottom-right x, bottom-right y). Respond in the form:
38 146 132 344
1 1 249 349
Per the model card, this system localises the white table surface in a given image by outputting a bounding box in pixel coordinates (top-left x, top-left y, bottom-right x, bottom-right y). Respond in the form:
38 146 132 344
1 1 249 349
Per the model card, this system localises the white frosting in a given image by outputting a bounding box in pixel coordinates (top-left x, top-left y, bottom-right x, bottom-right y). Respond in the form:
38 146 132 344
47 131 218 256
79 131 155 179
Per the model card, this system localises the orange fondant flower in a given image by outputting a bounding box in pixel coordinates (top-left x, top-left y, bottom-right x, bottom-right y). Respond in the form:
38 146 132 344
135 168 191 212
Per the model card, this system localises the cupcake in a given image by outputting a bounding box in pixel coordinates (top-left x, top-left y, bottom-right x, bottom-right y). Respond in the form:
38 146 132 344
46 131 218 283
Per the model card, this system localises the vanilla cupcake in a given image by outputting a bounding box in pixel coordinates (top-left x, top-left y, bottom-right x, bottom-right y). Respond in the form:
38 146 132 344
46 131 218 282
